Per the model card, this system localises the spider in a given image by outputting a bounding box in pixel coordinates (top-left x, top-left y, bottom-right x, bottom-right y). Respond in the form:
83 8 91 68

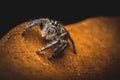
22 18 76 60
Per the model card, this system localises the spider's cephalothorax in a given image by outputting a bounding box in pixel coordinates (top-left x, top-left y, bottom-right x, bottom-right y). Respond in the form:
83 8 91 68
22 18 76 60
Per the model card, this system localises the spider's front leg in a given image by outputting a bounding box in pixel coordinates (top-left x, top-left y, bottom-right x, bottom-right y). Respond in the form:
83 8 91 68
22 20 40 36
36 40 59 55
22 18 49 36
48 40 68 60
68 34 76 54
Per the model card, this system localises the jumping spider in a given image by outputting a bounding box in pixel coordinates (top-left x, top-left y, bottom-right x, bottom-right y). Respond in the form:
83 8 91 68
22 18 76 60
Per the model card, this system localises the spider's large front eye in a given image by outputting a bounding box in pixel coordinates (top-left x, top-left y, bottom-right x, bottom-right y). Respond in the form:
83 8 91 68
48 28 56 34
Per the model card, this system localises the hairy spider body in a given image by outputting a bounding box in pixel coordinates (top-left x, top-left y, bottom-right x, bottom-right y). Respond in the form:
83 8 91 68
22 18 76 60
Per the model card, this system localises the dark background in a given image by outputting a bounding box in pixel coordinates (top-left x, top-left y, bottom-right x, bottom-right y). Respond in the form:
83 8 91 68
0 1 119 39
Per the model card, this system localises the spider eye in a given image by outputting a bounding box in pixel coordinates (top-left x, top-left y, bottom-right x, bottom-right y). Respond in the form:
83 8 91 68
51 22 55 25
48 28 56 34
51 21 58 26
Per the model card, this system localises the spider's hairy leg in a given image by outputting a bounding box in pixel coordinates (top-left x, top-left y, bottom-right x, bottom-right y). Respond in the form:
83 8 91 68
68 34 76 54
48 40 68 60
36 40 59 55
22 20 37 36
58 31 76 54
22 19 43 36
22 18 49 35
59 32 68 38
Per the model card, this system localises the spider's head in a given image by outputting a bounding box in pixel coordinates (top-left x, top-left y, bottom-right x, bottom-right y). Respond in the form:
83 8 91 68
39 18 61 39
40 23 58 39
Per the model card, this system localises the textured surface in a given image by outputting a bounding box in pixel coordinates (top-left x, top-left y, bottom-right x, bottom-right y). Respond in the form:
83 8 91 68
0 17 120 80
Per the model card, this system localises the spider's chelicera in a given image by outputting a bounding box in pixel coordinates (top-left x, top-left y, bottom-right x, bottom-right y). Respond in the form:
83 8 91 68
22 18 76 60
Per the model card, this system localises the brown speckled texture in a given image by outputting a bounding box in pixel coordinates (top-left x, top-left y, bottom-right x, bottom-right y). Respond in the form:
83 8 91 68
0 17 120 80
